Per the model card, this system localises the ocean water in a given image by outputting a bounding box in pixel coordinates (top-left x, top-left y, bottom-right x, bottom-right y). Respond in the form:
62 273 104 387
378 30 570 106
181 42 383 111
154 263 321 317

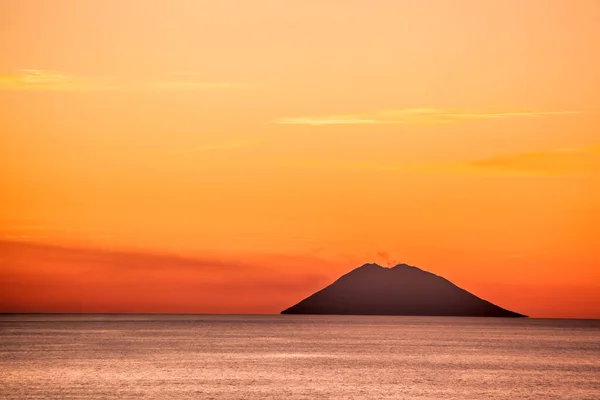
0 315 599 399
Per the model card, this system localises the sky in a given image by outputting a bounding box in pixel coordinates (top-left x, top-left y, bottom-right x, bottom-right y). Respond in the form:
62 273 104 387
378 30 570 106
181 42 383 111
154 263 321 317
1 0 599 318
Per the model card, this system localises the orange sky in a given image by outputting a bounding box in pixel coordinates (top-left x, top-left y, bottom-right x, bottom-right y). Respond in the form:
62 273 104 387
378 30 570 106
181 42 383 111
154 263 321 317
1 1 599 318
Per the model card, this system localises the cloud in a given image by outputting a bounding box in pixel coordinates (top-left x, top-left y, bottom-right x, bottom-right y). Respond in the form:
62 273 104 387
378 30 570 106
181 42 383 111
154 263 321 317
274 108 579 125
0 69 118 91
467 145 600 176
289 145 600 177
239 236 318 242
167 141 252 155
146 81 243 90
0 69 242 92
0 240 336 313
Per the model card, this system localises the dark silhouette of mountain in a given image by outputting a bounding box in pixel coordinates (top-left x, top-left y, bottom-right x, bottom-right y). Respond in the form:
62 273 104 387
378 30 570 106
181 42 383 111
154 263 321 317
281 263 526 317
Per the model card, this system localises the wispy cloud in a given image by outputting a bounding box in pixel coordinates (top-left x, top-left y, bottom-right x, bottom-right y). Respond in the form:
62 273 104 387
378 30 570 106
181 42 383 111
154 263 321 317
466 145 600 176
275 108 579 125
0 240 335 313
289 145 600 177
146 81 243 90
0 69 242 92
167 141 252 155
0 69 118 91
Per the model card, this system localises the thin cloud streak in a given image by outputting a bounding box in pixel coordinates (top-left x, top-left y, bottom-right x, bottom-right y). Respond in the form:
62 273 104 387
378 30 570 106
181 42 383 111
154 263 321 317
275 108 580 125
0 69 243 91
146 81 244 90
0 240 336 313
167 141 252 155
289 145 600 177
467 145 600 175
0 69 119 91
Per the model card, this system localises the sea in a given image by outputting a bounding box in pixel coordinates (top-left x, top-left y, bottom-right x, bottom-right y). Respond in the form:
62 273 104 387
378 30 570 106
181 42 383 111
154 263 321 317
0 315 599 399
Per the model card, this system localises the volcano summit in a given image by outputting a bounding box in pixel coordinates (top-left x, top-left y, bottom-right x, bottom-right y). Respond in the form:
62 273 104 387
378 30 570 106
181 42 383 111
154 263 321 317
282 263 526 317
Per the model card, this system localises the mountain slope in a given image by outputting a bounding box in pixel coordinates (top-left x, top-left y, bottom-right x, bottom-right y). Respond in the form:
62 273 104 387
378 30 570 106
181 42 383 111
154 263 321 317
281 263 526 317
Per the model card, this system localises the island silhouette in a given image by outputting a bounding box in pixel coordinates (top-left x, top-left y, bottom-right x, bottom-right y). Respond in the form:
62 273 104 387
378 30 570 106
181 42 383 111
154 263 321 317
282 263 526 317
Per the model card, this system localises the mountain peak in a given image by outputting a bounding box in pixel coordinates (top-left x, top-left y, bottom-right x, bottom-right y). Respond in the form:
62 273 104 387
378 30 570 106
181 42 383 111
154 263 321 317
357 262 385 269
393 263 411 267
281 262 526 317
392 263 421 270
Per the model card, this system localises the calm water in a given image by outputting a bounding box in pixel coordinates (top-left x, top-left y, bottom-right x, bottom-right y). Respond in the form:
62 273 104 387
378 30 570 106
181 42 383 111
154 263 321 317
0 315 599 399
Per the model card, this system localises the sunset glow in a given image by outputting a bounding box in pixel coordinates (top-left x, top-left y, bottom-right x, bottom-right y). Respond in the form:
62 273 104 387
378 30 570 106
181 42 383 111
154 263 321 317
1 0 599 318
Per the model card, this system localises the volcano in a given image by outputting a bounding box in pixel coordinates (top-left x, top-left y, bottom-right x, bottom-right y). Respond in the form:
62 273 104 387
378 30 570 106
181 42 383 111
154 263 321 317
281 263 526 317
